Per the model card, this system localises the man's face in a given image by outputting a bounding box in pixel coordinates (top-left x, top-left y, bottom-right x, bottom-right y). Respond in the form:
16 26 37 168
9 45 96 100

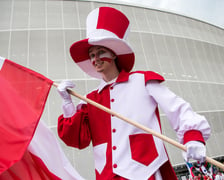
89 46 116 72
88 46 116 72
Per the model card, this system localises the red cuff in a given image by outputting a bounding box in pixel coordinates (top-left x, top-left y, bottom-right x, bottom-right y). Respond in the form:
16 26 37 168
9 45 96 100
183 130 205 145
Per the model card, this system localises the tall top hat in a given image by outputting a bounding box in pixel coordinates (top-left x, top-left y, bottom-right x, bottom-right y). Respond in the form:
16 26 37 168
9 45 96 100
70 7 135 79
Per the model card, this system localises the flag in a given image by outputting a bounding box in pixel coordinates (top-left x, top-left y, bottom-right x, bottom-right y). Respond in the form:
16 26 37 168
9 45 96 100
0 57 84 179
185 161 195 178
0 120 84 180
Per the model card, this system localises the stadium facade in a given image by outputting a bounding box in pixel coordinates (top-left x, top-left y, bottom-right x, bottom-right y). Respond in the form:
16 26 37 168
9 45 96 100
0 0 224 179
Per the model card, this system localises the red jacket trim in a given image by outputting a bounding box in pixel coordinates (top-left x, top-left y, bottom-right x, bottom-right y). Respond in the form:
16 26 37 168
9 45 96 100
183 130 205 144
116 70 165 84
131 71 165 84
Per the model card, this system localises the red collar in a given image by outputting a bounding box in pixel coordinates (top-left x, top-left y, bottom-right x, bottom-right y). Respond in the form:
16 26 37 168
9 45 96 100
115 70 130 83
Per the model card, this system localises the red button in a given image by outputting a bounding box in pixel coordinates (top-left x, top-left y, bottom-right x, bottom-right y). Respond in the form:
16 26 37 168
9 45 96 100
113 164 117 168
112 146 117 150
110 86 114 90
111 99 114 102
112 129 116 133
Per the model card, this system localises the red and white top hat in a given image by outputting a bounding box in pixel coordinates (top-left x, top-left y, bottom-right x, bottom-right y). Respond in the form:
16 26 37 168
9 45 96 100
70 7 135 79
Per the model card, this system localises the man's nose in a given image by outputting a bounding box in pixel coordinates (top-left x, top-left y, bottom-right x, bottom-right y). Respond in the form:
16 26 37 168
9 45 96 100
94 54 102 61
91 55 100 65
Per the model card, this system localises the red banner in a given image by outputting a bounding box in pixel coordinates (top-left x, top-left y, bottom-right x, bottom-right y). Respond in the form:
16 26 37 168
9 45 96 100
0 57 84 179
0 58 53 174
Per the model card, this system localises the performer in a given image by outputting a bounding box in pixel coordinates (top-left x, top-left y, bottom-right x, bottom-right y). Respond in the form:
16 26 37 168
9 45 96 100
57 7 211 180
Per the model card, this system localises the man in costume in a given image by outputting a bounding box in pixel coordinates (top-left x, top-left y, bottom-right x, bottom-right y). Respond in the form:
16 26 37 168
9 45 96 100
57 7 211 180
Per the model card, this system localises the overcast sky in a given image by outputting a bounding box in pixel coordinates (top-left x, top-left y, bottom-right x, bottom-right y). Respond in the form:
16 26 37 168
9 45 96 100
116 0 224 29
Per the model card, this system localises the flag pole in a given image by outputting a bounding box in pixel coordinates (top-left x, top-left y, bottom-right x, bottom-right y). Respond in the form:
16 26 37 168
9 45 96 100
53 82 224 170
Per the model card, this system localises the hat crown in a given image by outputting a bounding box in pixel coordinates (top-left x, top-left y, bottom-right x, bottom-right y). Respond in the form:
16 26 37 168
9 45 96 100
86 7 130 40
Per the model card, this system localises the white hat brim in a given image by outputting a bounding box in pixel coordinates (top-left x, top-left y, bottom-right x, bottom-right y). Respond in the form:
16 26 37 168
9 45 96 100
70 37 135 79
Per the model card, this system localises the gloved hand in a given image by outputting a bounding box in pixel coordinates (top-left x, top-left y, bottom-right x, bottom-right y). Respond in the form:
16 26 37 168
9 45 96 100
57 80 76 118
57 80 75 104
182 141 206 163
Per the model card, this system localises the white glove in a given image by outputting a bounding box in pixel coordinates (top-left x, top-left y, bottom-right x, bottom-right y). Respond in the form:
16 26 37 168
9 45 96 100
182 141 206 163
57 80 76 118
57 80 75 104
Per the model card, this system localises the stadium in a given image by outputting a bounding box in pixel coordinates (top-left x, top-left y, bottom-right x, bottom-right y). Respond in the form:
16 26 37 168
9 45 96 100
0 0 224 179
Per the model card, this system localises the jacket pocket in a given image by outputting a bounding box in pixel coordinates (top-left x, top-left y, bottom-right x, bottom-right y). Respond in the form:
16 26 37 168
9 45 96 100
129 133 158 166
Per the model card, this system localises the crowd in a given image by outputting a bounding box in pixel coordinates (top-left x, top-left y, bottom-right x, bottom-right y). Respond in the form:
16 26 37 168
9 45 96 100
186 161 224 180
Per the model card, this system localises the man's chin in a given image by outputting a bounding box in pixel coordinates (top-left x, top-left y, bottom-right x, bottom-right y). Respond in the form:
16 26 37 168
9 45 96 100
96 69 104 73
96 67 106 73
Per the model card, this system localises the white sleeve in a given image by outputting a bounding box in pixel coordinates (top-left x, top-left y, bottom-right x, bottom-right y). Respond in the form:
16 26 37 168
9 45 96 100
146 81 211 143
62 96 87 118
62 102 76 118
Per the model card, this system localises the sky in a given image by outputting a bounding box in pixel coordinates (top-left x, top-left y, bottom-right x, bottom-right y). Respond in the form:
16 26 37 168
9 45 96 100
114 0 224 29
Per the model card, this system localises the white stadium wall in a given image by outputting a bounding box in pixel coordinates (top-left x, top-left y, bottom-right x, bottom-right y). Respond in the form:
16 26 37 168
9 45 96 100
0 0 224 179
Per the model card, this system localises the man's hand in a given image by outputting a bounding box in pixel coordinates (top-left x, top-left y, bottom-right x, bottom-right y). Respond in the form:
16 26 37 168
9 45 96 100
57 80 75 104
57 80 76 118
182 141 206 163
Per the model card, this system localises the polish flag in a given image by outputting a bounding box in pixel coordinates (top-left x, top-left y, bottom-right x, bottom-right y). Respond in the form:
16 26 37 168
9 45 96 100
0 57 84 180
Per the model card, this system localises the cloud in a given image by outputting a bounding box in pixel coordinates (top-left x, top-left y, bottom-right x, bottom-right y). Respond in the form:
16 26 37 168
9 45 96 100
147 0 224 28
117 0 224 28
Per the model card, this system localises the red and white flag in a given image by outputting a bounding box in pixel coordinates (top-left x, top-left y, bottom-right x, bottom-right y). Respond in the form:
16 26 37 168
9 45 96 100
0 57 84 180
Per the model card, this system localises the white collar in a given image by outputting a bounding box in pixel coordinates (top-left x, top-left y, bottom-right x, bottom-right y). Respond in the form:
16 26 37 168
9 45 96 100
98 77 117 93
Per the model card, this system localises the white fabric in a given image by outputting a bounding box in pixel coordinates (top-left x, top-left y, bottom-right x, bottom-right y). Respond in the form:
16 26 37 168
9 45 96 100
146 81 211 143
76 60 102 79
155 170 162 180
86 8 99 38
90 73 210 179
93 143 107 174
70 7 135 79
28 120 84 180
89 37 133 55
76 36 135 79
182 141 206 163
62 102 76 118
0 56 5 70
215 174 224 180
96 74 169 179
86 7 130 40
88 29 119 40
57 80 76 117
57 80 75 103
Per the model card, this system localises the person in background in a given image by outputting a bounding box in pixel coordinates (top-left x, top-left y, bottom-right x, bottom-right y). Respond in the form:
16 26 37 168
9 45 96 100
57 7 211 180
